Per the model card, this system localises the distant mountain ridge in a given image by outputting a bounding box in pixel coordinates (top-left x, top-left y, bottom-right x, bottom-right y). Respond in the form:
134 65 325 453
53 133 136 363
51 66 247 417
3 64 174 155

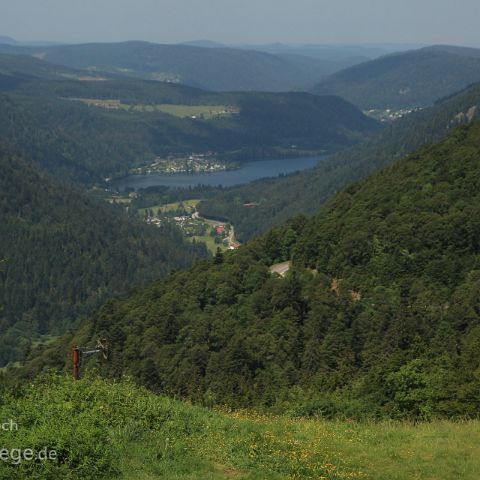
312 45 480 109
0 40 344 91
0 35 62 47
0 53 108 83
0 36 17 45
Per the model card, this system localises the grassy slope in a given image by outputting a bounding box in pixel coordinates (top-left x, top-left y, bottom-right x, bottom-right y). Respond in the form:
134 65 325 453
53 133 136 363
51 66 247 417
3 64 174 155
138 199 200 216
1 374 478 480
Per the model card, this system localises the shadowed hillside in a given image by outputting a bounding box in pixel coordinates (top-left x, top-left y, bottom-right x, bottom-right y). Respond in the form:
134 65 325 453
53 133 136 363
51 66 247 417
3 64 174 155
0 146 207 366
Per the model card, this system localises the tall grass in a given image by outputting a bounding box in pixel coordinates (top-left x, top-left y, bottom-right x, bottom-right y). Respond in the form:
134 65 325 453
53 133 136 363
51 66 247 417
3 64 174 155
0 374 478 479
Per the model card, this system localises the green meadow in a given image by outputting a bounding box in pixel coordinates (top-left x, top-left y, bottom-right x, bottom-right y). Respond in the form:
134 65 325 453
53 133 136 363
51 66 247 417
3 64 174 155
1 374 478 480
69 98 235 119
138 199 200 217
154 104 236 119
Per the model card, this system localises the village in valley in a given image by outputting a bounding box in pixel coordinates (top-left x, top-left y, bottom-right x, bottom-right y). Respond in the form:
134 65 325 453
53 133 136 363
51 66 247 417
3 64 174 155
364 106 423 122
128 152 234 175
139 199 240 253
97 185 241 255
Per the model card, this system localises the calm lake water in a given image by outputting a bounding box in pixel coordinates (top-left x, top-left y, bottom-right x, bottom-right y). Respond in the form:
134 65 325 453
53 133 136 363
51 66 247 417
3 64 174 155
111 156 326 190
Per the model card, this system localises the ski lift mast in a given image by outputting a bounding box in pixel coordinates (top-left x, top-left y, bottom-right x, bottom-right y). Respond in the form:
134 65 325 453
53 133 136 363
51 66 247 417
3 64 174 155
72 339 109 380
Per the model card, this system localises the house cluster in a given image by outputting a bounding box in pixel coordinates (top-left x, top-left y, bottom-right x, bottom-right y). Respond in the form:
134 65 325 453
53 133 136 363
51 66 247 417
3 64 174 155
191 106 239 119
215 224 225 235
146 217 162 227
188 151 215 160
365 107 423 122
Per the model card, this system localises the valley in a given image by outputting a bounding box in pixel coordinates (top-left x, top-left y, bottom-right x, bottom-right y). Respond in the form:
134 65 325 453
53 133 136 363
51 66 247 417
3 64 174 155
0 59 378 184
2 24 480 480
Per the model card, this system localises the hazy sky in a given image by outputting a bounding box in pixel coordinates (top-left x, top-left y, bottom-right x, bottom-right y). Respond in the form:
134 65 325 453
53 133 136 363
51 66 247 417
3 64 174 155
2 0 480 47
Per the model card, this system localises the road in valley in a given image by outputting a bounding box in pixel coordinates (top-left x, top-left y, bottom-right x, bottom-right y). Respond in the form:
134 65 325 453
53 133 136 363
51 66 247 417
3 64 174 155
193 209 240 249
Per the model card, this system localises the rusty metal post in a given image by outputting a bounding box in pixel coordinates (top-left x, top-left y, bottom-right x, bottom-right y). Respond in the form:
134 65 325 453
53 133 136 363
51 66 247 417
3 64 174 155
72 345 80 380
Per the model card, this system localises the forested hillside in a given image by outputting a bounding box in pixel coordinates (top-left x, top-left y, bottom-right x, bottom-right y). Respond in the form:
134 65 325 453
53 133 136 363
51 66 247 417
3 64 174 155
29 123 480 419
0 54 379 184
199 82 480 241
312 46 480 109
0 147 207 366
0 53 107 81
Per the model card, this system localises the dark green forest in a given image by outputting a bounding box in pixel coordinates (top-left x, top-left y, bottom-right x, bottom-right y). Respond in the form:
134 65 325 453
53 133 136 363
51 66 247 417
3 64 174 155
199 81 480 241
22 123 480 419
312 46 480 109
0 146 207 366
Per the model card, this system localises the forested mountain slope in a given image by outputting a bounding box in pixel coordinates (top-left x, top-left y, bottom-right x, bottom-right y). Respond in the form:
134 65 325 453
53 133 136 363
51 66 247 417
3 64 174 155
35 123 480 419
0 53 107 81
0 147 207 366
199 82 480 241
312 46 480 109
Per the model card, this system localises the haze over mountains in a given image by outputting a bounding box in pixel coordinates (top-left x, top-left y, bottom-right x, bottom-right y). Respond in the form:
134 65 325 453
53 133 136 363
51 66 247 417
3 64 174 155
0 40 348 92
2 38 480 111
0 36 479 107
0 36 421 87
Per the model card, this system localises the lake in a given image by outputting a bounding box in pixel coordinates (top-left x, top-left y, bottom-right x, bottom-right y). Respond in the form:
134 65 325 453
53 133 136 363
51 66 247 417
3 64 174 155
111 156 326 190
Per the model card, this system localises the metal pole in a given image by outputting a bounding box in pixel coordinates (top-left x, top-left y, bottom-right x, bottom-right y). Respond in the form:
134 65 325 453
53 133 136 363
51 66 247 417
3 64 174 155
72 345 80 380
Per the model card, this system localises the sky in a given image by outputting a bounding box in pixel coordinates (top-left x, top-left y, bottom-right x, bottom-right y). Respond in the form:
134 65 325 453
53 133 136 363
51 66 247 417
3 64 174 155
1 0 480 47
